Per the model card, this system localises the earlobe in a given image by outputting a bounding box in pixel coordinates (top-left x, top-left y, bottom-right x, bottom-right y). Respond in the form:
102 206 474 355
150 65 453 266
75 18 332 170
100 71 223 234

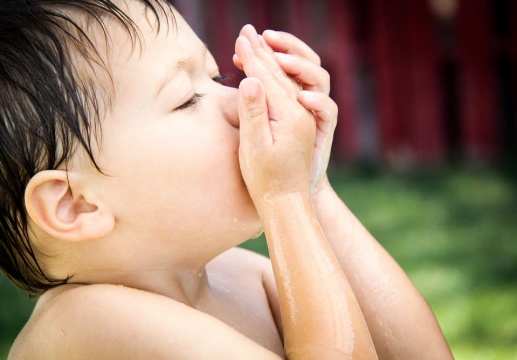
25 170 115 243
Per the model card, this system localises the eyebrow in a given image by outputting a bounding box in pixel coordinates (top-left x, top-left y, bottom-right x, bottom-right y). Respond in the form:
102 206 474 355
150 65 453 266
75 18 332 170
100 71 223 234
155 45 209 97
155 59 189 97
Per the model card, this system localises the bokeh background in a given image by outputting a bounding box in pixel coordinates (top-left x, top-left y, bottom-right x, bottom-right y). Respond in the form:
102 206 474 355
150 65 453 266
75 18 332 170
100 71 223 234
1 0 517 358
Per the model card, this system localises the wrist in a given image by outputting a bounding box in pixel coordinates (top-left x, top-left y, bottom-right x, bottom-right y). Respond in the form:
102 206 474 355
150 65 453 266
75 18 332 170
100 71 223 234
255 190 313 216
310 178 347 224
311 176 336 207
311 173 331 195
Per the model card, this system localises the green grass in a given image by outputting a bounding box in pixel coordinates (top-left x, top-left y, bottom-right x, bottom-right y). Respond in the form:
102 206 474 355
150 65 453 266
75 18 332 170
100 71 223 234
336 164 517 359
0 277 35 359
2 164 517 359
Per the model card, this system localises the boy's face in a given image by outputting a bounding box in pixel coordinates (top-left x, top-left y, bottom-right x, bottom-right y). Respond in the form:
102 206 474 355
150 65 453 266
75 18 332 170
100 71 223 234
77 2 262 252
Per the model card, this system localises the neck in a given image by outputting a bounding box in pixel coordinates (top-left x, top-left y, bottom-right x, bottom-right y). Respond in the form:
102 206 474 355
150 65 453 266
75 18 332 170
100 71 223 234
107 266 212 307
52 249 215 307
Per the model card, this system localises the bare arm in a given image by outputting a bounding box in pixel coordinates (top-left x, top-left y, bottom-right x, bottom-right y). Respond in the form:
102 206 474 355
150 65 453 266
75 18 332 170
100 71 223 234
312 180 453 359
257 30 453 359
259 192 376 359
235 25 377 359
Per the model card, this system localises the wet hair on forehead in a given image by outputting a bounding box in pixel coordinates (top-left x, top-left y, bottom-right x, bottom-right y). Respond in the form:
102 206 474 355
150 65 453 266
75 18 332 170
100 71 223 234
0 0 175 296
55 0 177 138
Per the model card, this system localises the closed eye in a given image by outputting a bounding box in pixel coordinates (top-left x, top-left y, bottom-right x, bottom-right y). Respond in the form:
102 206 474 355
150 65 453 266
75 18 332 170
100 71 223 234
175 93 205 111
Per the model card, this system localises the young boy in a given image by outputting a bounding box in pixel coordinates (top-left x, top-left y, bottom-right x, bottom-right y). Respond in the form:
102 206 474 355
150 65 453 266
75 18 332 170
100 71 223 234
1 1 452 358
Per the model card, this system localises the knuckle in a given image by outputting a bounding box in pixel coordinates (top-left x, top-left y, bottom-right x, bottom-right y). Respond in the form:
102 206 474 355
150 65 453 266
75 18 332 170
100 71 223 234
261 69 281 86
244 101 267 119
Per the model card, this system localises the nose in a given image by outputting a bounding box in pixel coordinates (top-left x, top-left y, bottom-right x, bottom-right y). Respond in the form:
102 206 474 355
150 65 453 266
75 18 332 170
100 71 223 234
220 86 239 128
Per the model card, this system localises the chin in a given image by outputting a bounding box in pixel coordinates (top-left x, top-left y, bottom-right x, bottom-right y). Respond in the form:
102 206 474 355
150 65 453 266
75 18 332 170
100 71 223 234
249 227 264 240
226 218 263 247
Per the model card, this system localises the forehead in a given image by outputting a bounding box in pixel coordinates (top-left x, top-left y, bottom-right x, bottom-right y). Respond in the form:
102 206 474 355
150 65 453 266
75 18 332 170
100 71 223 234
93 2 205 102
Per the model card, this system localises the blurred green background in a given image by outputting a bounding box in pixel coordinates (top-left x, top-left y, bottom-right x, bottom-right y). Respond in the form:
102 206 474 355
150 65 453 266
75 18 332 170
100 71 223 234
1 164 517 359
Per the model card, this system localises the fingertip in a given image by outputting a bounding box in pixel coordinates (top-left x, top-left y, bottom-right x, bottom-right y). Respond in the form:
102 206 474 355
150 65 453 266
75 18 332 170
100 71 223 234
235 35 252 58
241 24 254 34
233 54 243 70
298 91 326 113
273 52 291 63
298 90 319 104
236 35 250 47
248 24 258 32
240 77 263 99
240 24 259 42
263 29 279 41
298 92 337 125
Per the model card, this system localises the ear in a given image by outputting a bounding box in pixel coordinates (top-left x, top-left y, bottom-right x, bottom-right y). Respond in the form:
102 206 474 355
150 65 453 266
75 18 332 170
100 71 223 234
25 170 115 242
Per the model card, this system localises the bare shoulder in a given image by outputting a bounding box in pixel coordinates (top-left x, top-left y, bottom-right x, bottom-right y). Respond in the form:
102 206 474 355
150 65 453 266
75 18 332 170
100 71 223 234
209 246 272 270
208 247 278 299
9 283 281 360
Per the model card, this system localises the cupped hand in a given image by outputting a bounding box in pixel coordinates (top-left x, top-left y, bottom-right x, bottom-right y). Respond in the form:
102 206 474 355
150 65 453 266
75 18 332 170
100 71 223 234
235 25 316 206
235 29 337 194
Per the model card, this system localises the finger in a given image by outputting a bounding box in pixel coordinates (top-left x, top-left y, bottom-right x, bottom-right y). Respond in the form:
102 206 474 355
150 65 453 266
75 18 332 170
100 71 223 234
298 91 337 191
238 26 290 84
238 78 272 147
263 30 321 66
235 34 298 119
240 24 262 47
238 25 301 95
258 35 275 56
232 32 319 87
233 54 243 70
238 35 302 91
298 91 337 137
274 52 330 94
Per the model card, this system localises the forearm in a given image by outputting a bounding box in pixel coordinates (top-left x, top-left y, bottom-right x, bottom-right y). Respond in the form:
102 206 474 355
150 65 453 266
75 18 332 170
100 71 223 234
259 192 377 360
240 23 451 359
235 24 378 359
312 181 452 359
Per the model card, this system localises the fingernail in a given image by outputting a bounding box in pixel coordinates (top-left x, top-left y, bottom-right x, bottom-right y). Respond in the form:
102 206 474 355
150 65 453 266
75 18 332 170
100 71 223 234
241 78 261 98
238 35 250 46
243 24 258 37
248 24 258 36
237 35 252 55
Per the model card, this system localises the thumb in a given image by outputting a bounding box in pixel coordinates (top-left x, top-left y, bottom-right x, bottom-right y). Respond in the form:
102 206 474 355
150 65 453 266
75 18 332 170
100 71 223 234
238 78 271 147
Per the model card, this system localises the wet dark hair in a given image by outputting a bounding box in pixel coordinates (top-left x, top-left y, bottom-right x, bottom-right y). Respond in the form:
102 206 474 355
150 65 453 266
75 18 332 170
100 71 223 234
0 0 172 296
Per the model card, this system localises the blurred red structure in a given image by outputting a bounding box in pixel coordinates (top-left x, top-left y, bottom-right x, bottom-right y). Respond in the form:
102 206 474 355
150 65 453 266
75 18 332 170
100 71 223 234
171 0 517 165
456 0 499 161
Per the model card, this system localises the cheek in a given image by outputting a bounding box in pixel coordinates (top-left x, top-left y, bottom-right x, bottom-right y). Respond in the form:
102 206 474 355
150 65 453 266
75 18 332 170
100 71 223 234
160 125 241 185
103 121 245 209
97 120 260 240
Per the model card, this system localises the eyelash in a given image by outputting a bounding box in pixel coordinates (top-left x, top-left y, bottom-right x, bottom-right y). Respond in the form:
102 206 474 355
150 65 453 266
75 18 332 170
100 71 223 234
213 74 231 84
175 74 230 111
176 93 205 111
